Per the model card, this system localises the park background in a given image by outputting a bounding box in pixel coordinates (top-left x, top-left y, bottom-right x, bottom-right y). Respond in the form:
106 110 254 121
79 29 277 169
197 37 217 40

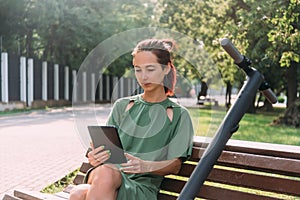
0 0 299 198
0 0 299 126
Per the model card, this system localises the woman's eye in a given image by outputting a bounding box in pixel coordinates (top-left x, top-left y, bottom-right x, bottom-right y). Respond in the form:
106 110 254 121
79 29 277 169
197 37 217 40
134 69 141 72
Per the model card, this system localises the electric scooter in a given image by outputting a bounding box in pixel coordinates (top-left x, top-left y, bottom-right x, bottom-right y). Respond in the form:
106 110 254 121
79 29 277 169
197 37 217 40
177 38 277 200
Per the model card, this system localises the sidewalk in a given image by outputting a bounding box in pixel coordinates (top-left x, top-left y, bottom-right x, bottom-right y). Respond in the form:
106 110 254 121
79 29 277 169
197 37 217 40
0 104 112 198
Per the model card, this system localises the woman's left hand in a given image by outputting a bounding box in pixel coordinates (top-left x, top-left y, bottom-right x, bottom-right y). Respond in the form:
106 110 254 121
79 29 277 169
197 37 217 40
120 153 150 174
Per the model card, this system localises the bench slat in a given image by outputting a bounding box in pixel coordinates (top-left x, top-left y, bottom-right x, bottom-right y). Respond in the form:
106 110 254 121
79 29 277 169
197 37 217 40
73 174 85 185
13 190 65 200
79 162 92 173
2 194 22 200
63 184 75 193
161 178 282 200
193 136 300 160
157 193 177 200
198 185 281 200
207 168 300 196
191 147 300 176
218 151 300 176
178 164 300 196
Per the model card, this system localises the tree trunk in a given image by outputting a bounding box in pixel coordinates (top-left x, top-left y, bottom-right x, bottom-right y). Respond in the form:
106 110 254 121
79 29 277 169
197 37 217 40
26 29 34 58
262 98 273 111
225 81 232 109
273 98 300 127
286 62 298 108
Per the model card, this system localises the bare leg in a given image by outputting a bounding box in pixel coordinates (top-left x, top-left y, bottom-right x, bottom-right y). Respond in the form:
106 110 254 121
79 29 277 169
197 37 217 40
86 164 122 200
69 184 90 200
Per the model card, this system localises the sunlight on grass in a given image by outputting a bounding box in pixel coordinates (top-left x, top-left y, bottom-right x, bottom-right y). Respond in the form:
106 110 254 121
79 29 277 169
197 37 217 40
188 107 300 146
189 106 226 138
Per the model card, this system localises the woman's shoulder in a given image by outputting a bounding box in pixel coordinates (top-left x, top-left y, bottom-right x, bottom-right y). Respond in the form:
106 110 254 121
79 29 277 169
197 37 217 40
113 95 139 106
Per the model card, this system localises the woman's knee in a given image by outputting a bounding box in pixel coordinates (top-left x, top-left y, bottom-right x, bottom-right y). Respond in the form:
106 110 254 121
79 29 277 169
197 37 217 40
69 184 90 200
89 164 122 187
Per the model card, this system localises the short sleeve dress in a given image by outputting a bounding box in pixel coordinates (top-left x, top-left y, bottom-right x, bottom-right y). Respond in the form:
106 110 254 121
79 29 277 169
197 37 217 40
106 95 194 200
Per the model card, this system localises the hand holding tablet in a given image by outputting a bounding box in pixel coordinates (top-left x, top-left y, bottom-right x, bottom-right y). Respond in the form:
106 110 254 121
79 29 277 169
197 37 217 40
88 126 127 164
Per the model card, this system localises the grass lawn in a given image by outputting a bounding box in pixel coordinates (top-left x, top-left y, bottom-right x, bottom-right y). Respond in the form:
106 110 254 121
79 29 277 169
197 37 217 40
188 106 300 146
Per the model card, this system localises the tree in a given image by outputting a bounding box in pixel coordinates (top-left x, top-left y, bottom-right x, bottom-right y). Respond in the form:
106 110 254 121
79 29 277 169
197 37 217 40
267 0 300 108
158 0 299 114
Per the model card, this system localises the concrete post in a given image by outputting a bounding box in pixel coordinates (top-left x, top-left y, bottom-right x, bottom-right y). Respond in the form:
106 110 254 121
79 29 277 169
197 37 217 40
1 52 8 103
64 66 69 100
99 73 103 101
106 75 110 100
72 70 77 103
20 56 27 103
91 73 95 102
120 77 124 98
113 76 119 100
82 71 87 102
42 61 47 101
54 64 59 100
27 58 34 107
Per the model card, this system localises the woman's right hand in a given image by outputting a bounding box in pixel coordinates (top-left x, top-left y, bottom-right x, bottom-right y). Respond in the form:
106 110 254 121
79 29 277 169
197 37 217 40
87 144 111 166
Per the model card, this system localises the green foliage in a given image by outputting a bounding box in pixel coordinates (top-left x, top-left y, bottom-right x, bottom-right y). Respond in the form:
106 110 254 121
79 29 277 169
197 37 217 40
41 169 79 194
267 0 300 67
0 0 155 70
1 0 299 106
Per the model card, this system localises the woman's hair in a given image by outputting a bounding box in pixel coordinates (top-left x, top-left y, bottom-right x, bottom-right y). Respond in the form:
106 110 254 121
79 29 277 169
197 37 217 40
132 38 177 97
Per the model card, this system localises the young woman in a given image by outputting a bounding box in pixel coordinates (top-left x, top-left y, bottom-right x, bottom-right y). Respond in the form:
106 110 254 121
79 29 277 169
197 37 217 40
69 38 194 200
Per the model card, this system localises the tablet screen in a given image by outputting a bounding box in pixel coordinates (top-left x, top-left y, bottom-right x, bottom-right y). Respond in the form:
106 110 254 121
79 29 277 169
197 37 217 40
88 126 127 164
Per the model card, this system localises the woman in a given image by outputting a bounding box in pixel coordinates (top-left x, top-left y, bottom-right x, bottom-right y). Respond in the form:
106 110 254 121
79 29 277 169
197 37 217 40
70 38 194 200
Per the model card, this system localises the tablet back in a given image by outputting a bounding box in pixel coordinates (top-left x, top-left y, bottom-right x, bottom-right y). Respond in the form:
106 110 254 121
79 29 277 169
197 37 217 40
88 126 127 164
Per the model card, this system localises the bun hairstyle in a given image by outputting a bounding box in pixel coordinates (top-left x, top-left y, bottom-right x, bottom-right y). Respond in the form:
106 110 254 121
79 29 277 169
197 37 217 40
132 39 177 97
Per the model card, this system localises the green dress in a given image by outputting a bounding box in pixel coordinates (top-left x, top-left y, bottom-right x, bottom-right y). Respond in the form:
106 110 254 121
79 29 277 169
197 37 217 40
107 95 194 200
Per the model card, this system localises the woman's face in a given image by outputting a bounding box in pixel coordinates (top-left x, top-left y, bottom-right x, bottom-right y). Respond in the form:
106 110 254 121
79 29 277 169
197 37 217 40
133 51 170 93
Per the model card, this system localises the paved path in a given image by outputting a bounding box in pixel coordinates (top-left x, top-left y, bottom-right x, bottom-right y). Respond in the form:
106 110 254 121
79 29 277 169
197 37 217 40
0 104 112 198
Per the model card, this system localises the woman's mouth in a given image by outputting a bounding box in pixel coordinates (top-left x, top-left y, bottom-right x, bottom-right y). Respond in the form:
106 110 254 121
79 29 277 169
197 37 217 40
143 83 151 86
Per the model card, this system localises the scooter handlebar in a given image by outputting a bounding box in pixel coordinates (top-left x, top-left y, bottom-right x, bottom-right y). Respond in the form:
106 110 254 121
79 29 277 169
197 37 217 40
220 38 244 64
220 38 277 104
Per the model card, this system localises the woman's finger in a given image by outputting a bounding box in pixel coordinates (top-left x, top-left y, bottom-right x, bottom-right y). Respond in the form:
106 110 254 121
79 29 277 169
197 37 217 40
124 153 137 160
94 145 105 154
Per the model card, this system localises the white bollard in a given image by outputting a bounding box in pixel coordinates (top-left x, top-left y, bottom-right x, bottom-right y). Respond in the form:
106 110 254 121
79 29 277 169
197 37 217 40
20 56 27 103
132 78 136 95
54 64 59 100
99 73 103 101
106 75 110 100
42 61 47 101
72 70 77 103
82 72 87 102
64 66 69 100
127 78 132 96
1 52 8 103
120 77 124 98
113 76 119 100
91 73 95 102
27 58 34 107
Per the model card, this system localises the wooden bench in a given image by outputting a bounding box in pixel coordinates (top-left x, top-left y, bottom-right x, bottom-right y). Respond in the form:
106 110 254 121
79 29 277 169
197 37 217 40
197 98 218 106
2 136 300 200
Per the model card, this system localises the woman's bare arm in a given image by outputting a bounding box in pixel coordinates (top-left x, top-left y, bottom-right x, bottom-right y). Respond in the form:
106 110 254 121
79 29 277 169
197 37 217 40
120 153 182 176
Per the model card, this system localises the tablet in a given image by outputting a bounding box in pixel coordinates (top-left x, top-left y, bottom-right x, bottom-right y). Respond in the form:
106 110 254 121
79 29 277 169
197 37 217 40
88 125 127 164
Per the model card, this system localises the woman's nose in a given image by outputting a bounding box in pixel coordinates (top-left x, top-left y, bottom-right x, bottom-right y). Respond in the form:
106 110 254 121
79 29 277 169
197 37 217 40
141 71 148 80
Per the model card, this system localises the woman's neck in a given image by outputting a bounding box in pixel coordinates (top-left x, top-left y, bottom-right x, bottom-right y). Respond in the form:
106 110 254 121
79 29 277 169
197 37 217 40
141 91 167 103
